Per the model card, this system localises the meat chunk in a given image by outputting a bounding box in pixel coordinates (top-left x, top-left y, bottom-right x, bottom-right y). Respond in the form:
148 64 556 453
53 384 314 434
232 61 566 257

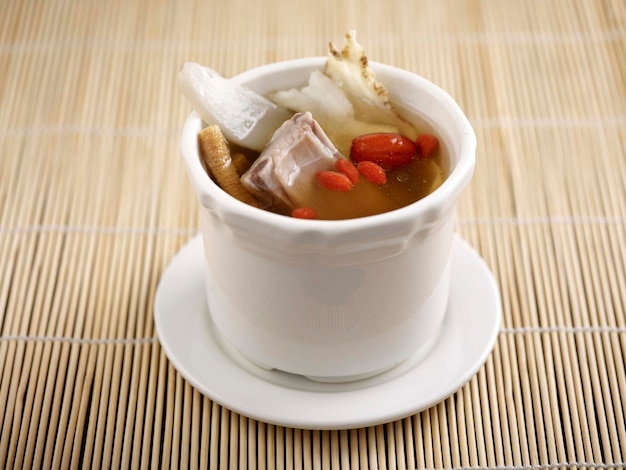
241 112 340 209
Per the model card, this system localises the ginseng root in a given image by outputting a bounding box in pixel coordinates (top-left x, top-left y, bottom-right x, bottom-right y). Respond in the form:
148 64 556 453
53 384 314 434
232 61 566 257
198 125 260 207
231 152 252 174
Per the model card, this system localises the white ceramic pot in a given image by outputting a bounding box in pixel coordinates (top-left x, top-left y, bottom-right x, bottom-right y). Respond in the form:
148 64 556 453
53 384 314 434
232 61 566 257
180 57 476 382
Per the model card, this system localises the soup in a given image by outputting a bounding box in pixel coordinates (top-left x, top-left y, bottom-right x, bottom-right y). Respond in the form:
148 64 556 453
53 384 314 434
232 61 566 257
185 31 448 220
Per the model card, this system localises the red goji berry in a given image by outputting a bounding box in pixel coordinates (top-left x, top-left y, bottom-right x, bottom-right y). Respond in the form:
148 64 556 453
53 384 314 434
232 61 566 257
350 133 417 170
291 207 317 219
356 161 387 185
415 134 439 159
315 171 354 192
335 158 360 184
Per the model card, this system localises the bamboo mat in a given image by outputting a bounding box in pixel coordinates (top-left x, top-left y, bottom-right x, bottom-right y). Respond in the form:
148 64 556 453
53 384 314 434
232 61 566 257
1 0 625 468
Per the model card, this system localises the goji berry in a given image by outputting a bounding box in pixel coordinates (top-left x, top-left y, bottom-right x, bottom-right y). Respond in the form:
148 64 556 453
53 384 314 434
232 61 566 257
415 134 439 159
356 161 387 185
350 133 417 169
315 171 354 192
291 207 317 219
335 158 360 184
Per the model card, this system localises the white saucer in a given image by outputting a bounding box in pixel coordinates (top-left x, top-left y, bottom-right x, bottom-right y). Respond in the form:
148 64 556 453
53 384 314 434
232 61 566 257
154 234 501 430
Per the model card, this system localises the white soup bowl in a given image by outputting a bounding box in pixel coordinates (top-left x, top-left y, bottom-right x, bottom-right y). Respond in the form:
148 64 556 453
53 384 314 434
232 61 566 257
180 57 476 382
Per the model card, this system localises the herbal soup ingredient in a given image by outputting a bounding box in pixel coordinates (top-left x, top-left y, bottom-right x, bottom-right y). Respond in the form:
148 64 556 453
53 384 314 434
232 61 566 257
415 134 440 158
315 170 354 192
231 152 252 174
325 32 418 141
350 133 418 170
269 31 417 157
356 161 387 185
198 124 260 208
179 62 292 151
291 206 317 219
334 158 360 184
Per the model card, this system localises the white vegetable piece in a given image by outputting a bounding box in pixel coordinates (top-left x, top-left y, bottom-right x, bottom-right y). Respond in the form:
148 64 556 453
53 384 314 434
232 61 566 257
269 70 398 157
325 31 417 140
178 62 292 152
269 32 417 157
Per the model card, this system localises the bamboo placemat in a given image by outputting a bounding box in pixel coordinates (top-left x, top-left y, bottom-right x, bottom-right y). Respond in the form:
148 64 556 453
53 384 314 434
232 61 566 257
1 0 625 468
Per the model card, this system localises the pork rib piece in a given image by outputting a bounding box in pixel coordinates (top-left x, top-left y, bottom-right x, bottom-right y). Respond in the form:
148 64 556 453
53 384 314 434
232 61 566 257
241 112 340 209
